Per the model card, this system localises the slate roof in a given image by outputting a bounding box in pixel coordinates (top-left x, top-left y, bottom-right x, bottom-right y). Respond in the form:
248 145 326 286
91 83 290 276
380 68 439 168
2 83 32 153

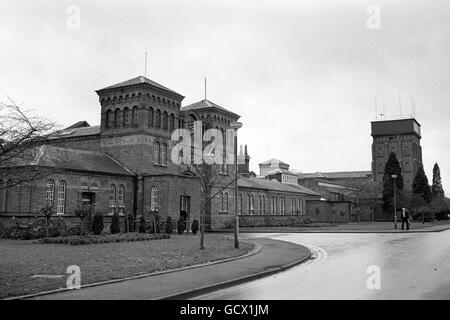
48 125 100 139
267 168 298 176
181 99 240 118
259 158 289 166
21 145 134 176
238 176 320 196
297 171 372 179
97 76 184 98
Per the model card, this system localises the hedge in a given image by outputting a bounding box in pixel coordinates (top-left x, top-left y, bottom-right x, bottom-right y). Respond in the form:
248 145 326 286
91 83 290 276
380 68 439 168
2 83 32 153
37 233 170 245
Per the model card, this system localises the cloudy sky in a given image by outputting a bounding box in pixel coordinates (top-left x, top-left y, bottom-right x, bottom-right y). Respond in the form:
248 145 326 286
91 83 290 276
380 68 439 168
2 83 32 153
1 0 449 191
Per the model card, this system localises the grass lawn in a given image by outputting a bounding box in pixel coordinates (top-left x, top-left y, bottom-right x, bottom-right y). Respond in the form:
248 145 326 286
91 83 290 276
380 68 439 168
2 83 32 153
0 233 253 299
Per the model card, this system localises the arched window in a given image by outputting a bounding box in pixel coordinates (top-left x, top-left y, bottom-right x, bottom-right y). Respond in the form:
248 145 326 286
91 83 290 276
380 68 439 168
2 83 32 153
150 187 159 211
378 163 384 174
169 113 175 131
239 193 243 214
154 142 160 164
45 179 55 206
250 195 254 214
117 185 125 215
108 184 116 214
377 147 384 157
247 195 251 215
123 107 130 126
156 109 161 128
148 107 154 127
106 110 113 128
220 192 224 211
56 180 66 214
132 106 138 125
163 111 168 130
271 197 275 214
404 162 411 172
161 143 167 165
262 195 266 214
114 109 120 127
224 193 228 212
259 195 262 214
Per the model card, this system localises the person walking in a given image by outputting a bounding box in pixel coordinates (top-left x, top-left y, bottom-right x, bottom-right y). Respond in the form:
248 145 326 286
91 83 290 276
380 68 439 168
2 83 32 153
401 207 410 230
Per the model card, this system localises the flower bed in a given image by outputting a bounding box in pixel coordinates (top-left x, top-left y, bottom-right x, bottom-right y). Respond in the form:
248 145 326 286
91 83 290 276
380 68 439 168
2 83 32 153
37 232 170 245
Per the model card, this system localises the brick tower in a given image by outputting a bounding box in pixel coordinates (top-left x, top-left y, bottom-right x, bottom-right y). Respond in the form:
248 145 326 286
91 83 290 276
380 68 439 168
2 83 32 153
371 118 423 192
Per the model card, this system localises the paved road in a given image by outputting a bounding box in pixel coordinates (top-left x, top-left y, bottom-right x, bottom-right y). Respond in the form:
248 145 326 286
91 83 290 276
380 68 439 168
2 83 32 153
192 230 450 299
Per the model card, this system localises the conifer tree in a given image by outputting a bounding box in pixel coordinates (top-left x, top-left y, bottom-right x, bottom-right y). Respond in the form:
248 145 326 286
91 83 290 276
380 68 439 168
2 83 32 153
382 152 404 211
412 165 432 204
431 163 444 198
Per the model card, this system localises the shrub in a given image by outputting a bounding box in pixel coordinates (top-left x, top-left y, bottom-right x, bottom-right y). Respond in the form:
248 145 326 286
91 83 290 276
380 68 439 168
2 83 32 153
38 232 171 245
139 215 146 233
92 213 104 235
165 216 173 234
110 212 121 234
191 219 199 235
68 225 82 236
177 217 185 235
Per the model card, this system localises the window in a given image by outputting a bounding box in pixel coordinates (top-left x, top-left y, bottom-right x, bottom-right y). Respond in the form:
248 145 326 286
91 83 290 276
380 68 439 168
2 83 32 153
259 195 263 214
224 193 229 212
117 185 125 215
239 193 243 214
247 194 251 214
163 111 168 130
161 143 167 165
106 110 113 128
154 142 160 164
262 195 266 214
250 195 254 214
150 187 159 211
220 192 224 211
271 197 275 214
156 109 161 128
148 107 154 127
169 113 175 131
114 109 120 127
56 180 66 214
132 106 138 125
378 163 384 174
45 179 55 206
123 107 130 126
108 184 116 214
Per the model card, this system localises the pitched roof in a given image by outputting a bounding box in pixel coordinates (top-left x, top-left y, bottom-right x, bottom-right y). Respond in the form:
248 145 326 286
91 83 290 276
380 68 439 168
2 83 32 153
181 99 240 118
238 176 320 196
259 158 289 166
267 168 298 176
22 146 134 176
97 76 184 98
65 121 90 129
48 125 100 139
297 171 372 179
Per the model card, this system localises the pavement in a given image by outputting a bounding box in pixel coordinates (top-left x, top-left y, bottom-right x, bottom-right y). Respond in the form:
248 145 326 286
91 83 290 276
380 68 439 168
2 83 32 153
216 221 450 234
28 237 311 300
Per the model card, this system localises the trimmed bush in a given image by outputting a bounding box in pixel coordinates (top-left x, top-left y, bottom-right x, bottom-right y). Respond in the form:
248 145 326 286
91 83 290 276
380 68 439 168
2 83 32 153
92 213 104 235
177 217 185 235
191 219 199 235
37 233 170 245
110 212 121 234
139 215 146 233
165 216 173 234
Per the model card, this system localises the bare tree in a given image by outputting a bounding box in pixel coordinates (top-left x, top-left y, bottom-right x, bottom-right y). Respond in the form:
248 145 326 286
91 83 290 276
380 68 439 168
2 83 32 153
341 179 381 222
0 95 55 189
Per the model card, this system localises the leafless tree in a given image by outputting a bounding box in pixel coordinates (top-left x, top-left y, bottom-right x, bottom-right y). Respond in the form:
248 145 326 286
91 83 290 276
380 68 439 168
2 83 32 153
0 95 56 189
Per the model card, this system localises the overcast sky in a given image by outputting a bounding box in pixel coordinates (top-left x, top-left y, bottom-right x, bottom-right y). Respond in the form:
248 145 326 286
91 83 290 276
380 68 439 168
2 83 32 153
1 0 449 191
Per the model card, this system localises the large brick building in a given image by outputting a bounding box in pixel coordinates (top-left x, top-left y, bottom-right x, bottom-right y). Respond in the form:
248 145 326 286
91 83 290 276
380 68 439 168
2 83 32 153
0 76 326 230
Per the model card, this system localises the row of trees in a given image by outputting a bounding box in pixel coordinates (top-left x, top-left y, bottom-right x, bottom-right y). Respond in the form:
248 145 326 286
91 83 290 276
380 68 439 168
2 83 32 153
382 152 448 221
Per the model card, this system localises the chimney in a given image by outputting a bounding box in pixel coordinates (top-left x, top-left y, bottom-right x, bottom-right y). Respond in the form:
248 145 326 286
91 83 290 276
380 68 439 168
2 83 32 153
238 144 250 174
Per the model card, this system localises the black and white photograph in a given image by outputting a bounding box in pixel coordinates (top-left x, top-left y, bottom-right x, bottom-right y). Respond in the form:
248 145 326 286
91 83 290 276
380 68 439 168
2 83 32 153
0 0 449 312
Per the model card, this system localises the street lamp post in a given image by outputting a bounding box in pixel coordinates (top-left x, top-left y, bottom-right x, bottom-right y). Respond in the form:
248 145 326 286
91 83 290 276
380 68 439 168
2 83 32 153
230 121 243 249
391 174 398 229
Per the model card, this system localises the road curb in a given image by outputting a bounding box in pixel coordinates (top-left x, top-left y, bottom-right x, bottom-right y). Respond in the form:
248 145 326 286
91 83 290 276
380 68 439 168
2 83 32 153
4 239 261 301
156 242 312 300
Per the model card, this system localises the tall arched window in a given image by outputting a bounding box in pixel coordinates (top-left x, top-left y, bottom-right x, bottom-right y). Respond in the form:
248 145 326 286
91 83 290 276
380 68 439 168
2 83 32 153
154 142 160 164
132 106 138 125
220 192 224 211
56 180 66 214
163 111 168 130
161 143 167 165
150 187 159 211
378 163 384 174
239 193 243 214
262 195 266 214
106 110 113 128
118 185 125 215
108 184 116 214
169 113 175 131
224 193 228 212
123 107 130 126
45 179 55 206
250 195 254 214
148 107 154 127
247 195 251 215
156 109 161 128
114 109 120 127
259 195 262 214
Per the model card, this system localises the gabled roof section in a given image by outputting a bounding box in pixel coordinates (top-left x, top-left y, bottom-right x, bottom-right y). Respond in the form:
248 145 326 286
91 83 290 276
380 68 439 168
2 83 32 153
297 171 372 179
65 121 90 130
238 176 320 197
259 158 289 166
48 125 100 140
96 76 184 99
267 168 298 176
23 146 134 176
181 99 240 119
